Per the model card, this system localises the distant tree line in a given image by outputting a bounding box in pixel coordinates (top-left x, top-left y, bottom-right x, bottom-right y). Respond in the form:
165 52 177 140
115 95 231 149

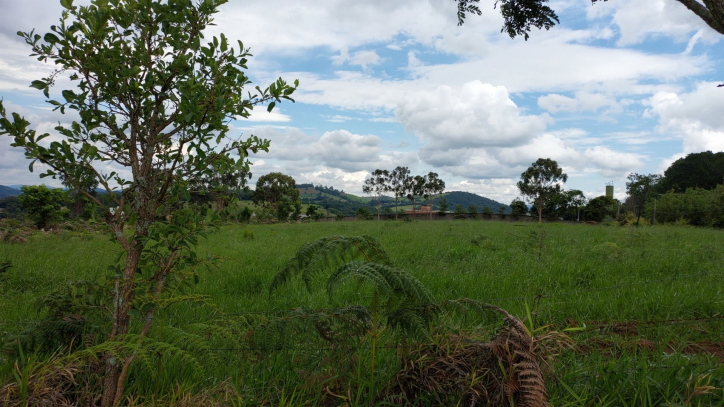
512 151 724 227
362 167 446 220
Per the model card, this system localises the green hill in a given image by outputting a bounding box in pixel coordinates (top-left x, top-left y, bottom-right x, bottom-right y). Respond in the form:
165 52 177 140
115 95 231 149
442 191 510 214
290 184 508 216
0 185 21 199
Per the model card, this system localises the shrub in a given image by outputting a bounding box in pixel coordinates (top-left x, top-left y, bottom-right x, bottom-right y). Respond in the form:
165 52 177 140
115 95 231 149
646 185 724 228
237 206 252 223
17 185 68 229
356 206 372 220
242 229 255 240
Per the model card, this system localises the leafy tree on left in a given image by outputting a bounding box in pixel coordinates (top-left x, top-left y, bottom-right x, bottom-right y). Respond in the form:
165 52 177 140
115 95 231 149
18 185 69 228
0 0 297 405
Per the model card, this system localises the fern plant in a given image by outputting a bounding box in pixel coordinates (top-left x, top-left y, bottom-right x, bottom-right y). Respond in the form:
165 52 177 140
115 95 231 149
270 235 436 392
269 235 393 293
269 235 434 329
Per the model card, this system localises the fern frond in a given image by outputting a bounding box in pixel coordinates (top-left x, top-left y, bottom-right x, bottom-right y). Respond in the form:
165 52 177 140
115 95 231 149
327 261 434 305
269 235 392 294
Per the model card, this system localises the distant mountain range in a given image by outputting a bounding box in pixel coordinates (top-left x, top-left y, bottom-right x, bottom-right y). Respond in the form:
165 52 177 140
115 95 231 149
295 184 509 215
1 183 510 215
0 185 21 199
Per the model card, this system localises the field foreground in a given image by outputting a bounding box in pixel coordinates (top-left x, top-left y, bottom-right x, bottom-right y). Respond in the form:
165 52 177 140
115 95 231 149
1 220 723 405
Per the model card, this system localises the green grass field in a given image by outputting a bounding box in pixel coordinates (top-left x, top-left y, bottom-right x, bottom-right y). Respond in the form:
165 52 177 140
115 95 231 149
1 220 723 405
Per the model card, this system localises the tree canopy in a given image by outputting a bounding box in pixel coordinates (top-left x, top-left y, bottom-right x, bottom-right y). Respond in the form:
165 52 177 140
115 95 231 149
18 185 68 228
253 172 300 213
517 158 567 223
457 0 724 38
659 151 724 193
363 169 390 220
626 173 662 225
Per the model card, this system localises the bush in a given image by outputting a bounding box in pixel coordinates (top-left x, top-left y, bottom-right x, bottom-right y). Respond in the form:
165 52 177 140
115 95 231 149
237 206 252 223
646 185 724 228
253 207 274 224
242 229 255 240
17 185 68 229
356 206 372 220
583 196 616 222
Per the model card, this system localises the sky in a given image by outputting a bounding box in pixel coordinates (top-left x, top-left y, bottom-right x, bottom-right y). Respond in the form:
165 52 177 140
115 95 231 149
1 0 723 204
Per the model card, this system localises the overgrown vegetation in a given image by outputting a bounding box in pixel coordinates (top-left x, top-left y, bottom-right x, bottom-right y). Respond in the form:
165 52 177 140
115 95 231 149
1 221 723 405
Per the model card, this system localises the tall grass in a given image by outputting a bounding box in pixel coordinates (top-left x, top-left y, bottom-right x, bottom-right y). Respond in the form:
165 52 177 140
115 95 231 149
1 221 723 405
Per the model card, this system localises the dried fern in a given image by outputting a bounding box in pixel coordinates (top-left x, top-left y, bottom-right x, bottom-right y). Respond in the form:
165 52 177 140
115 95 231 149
388 302 551 407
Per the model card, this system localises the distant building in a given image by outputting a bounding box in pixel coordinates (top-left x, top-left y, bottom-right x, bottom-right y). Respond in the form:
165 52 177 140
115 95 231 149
406 204 432 213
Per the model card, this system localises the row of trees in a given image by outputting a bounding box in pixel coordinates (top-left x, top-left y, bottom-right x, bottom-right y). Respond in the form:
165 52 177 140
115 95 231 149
513 157 706 225
362 167 446 220
514 158 637 224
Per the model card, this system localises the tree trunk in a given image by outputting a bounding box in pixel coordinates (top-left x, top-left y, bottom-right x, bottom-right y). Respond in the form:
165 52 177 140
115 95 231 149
101 225 145 406
395 197 398 220
538 196 543 223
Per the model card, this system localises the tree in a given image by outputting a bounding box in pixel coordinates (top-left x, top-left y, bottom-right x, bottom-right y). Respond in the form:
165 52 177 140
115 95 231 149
456 0 724 39
389 166 411 220
253 172 300 216
510 198 528 216
59 166 98 217
626 173 662 225
455 0 558 39
583 195 617 222
362 169 390 221
497 205 507 215
566 190 587 222
189 155 252 211
356 206 372 220
659 151 724 193
438 197 449 215
469 205 480 218
517 158 568 223
481 206 492 217
0 1 297 404
532 189 586 221
306 204 319 219
454 204 466 215
406 174 426 215
18 185 68 228
423 172 446 220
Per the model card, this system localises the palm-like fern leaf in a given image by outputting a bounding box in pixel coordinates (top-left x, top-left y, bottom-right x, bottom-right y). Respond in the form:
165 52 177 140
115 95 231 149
327 261 434 305
269 235 393 294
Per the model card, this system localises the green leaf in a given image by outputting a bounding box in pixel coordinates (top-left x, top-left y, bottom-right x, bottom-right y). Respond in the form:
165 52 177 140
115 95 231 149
60 0 73 10
266 102 275 113
44 33 60 44
30 80 46 91
61 89 75 102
